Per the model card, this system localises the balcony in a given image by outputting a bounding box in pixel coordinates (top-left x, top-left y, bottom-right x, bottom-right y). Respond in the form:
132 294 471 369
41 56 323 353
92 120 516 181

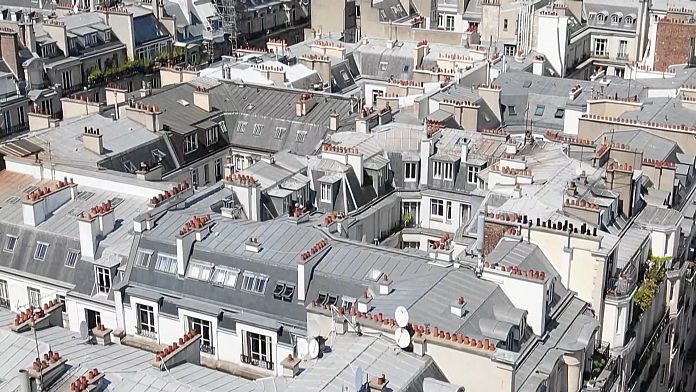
0 297 9 309
616 53 629 60
605 264 637 299
200 342 215 355
0 122 29 138
584 353 620 392
135 327 157 340
240 354 274 371
626 311 670 391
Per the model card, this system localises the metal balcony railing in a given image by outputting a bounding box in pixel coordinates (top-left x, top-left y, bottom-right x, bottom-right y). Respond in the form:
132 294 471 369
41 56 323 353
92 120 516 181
135 327 157 340
240 354 274 370
200 342 215 355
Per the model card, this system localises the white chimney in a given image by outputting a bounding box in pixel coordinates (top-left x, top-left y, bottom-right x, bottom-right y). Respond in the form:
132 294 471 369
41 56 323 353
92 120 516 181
23 179 76 227
450 297 466 317
176 215 211 275
226 175 261 221
378 275 392 295
297 239 329 302
78 200 115 259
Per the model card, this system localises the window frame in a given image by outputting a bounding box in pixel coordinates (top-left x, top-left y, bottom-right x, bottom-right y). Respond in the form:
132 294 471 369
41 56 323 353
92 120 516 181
64 249 80 268
534 105 545 116
4 235 17 253
320 183 332 203
187 260 214 281
33 241 49 261
443 162 454 181
244 330 273 366
154 253 178 274
27 287 41 307
240 271 269 294
136 303 156 336
467 166 479 184
210 266 240 288
205 127 218 145
404 162 418 182
183 133 199 154
433 161 443 179
430 198 444 218
95 266 111 294
188 316 213 350
134 249 154 269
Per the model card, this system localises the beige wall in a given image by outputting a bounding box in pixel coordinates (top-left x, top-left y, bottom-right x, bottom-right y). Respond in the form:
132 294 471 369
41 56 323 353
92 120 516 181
61 97 104 119
100 11 135 59
160 67 201 87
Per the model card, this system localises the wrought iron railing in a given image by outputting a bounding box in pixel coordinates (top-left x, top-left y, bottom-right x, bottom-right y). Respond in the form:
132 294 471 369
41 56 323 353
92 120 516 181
135 327 157 340
240 354 274 370
200 342 215 355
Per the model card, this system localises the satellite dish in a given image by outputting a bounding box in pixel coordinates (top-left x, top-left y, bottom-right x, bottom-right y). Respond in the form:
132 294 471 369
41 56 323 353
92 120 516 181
78 321 89 339
394 327 410 349
395 306 409 328
308 338 320 359
354 367 364 392
307 320 321 339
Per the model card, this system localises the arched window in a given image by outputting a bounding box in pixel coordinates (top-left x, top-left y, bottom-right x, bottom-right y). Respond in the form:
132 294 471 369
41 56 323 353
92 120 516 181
611 14 621 23
624 16 634 24
597 13 606 22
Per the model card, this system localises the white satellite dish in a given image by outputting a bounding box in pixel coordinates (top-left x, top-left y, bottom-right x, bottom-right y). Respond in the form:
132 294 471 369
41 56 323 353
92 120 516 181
395 306 409 328
309 338 320 359
78 321 89 339
354 367 364 392
394 327 410 349
307 320 321 339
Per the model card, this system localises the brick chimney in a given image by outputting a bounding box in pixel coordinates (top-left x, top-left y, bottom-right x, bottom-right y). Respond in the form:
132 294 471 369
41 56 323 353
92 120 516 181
193 86 211 112
23 179 77 226
368 374 389 392
82 126 104 154
296 93 316 116
413 40 429 69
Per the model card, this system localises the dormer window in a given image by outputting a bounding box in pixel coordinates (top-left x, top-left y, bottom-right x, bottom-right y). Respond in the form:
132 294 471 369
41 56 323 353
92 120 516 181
85 33 98 46
611 14 621 23
597 13 606 22
624 16 634 24
184 133 198 154
69 39 77 51
467 165 479 184
41 43 55 57
433 161 453 179
320 183 332 202
404 162 418 182
104 30 111 42
34 242 49 261
95 266 111 294
4 235 17 253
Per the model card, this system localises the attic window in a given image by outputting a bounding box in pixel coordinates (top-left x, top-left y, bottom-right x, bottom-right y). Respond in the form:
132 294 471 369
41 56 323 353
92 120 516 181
123 160 137 174
34 242 49 261
554 108 565 119
64 249 79 268
296 130 307 143
154 253 177 274
316 291 339 306
624 16 634 24
187 260 213 281
236 121 247 133
76 191 95 201
177 99 190 106
241 271 269 294
211 266 239 288
4 196 19 204
134 249 153 268
507 105 517 116
534 105 545 116
252 124 264 136
274 127 286 139
379 62 388 71
342 296 356 310
3 235 17 253
523 80 532 88
219 121 228 133
272 282 295 302
111 197 125 207
152 149 167 160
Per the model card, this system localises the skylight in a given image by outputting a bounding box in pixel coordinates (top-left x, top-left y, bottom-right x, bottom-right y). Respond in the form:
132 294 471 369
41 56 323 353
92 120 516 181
274 127 286 139
152 149 167 160
76 191 95 201
135 249 153 268
236 121 247 133
154 253 177 274
252 124 264 136
187 260 213 281
534 105 545 116
296 131 307 143
177 99 190 106
554 108 565 119
272 282 295 302
34 242 49 261
65 249 79 268
211 266 239 288
3 235 17 253
241 271 269 294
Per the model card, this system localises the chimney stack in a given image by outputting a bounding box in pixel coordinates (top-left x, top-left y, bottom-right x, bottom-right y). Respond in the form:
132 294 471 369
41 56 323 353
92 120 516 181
23 179 77 227
368 374 389 392
193 86 212 112
329 112 339 131
78 200 115 259
296 93 316 116
83 127 104 155
176 215 211 275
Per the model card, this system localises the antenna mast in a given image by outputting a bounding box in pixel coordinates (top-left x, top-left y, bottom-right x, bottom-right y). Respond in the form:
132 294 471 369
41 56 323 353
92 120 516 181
219 0 243 52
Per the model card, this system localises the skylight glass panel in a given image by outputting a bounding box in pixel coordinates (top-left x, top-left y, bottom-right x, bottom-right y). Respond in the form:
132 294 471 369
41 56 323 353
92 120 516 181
187 261 213 281
252 124 264 136
154 253 177 274
34 242 49 261
534 105 545 116
236 121 247 133
211 267 239 287
64 249 79 267
134 249 153 268
241 271 268 294
3 235 17 253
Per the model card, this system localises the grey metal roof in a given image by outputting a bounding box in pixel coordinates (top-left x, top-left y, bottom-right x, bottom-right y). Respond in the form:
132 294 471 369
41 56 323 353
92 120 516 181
0 309 259 392
282 333 447 392
635 205 683 229
594 130 676 161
